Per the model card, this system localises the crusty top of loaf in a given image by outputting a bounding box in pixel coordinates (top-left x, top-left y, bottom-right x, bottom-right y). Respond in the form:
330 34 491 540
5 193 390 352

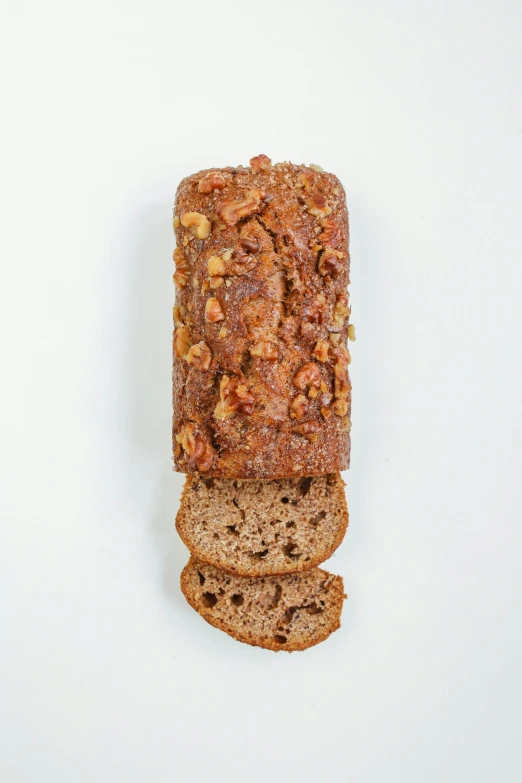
173 155 351 479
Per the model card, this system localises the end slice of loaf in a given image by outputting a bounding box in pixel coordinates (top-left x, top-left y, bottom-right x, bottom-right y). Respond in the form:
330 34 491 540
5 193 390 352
176 473 348 577
181 556 346 652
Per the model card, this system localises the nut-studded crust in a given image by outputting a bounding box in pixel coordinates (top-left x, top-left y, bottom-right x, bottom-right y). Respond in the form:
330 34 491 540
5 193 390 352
173 156 352 479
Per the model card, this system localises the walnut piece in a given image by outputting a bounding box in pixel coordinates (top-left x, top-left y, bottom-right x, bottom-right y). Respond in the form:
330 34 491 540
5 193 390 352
228 244 258 275
304 293 326 324
175 424 215 473
208 256 226 276
332 398 349 416
205 297 225 323
249 340 278 360
198 172 226 194
348 324 356 341
173 215 180 228
174 326 191 360
293 362 322 391
173 248 190 288
291 420 321 442
295 171 316 190
306 194 332 218
210 276 224 289
319 248 344 278
214 375 255 420
219 188 266 226
320 218 342 246
186 341 212 371
332 347 351 400
239 234 259 254
333 293 350 324
312 340 330 362
289 394 307 420
173 305 185 327
180 211 212 239
250 154 272 172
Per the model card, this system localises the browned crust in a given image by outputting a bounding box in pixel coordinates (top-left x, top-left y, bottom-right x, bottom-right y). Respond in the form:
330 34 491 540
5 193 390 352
172 157 351 480
175 474 349 577
180 557 346 652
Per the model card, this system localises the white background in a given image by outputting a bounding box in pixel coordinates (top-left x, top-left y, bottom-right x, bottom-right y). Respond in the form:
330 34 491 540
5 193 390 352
1 1 521 781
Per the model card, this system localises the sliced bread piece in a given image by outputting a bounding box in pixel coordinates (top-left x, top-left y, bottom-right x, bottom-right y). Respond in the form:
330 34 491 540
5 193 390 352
181 556 346 651
176 473 348 577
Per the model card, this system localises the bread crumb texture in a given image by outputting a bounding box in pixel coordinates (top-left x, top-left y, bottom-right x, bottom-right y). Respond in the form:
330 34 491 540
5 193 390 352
176 473 348 576
181 556 346 652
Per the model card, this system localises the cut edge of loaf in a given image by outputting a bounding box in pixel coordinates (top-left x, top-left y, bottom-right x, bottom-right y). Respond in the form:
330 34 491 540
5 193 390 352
180 556 346 652
176 473 349 577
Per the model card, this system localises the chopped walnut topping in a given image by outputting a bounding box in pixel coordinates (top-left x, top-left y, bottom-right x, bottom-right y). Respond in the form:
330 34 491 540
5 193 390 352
329 332 341 346
198 172 226 194
295 171 315 190
348 324 356 341
333 347 351 399
332 398 349 416
239 234 259 254
342 416 352 432
219 188 266 226
318 248 344 278
308 386 319 399
249 154 271 172
175 424 215 472
321 405 333 419
289 394 307 420
291 420 321 442
249 340 278 360
173 326 191 360
173 248 190 288
228 244 258 275
320 218 342 246
333 293 350 324
210 276 224 289
221 249 233 262
218 326 228 338
293 362 322 391
309 163 323 172
182 235 189 247
173 305 185 327
305 293 327 324
201 279 209 294
208 256 226 276
180 211 212 239
312 340 330 362
214 375 255 420
186 341 212 371
173 215 180 228
205 297 225 323
306 194 332 218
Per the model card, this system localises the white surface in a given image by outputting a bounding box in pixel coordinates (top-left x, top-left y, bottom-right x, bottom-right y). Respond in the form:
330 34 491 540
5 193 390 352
1 1 521 781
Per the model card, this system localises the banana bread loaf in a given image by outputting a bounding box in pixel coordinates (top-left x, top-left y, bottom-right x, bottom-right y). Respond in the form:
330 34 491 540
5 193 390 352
181 556 346 651
173 155 352 479
176 473 348 577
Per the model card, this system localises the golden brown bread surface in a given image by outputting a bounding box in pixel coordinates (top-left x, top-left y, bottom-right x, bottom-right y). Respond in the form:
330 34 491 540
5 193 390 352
172 155 352 479
176 473 348 577
181 556 346 652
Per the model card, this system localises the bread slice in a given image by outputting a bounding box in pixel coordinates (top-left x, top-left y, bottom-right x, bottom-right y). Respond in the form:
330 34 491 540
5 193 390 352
181 556 346 651
176 473 348 577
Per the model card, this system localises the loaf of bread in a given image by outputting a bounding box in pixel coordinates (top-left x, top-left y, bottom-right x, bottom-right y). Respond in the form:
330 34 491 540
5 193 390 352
173 155 352 479
176 473 348 577
181 556 346 651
